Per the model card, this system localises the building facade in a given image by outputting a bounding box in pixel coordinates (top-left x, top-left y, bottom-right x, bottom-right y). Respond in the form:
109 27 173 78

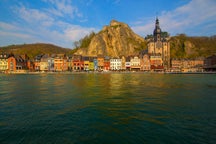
104 56 110 71
0 53 9 71
204 55 216 71
7 56 16 72
110 58 122 70
40 55 49 71
97 56 104 70
130 56 141 71
147 18 170 70
141 54 151 71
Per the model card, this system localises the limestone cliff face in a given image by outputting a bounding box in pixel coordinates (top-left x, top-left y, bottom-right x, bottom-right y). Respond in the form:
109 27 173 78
75 20 146 57
184 40 198 56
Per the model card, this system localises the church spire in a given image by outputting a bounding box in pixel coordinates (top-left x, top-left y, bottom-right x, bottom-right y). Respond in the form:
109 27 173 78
153 17 161 42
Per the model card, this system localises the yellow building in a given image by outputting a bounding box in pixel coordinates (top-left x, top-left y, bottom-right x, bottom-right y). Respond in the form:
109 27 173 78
89 61 94 71
0 53 9 71
40 55 49 71
84 61 89 70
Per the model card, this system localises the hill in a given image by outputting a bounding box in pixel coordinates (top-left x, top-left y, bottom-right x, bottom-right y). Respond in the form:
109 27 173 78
170 34 216 59
74 20 147 57
74 20 216 59
0 43 72 59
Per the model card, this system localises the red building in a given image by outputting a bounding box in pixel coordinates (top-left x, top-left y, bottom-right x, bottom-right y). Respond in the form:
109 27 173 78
104 56 110 71
7 56 16 72
150 55 164 71
72 55 82 71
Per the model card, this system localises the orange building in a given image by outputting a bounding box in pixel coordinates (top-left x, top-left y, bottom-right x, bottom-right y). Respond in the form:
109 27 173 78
97 56 104 70
8 56 16 72
54 58 63 71
54 54 68 71
27 60 34 71
62 58 68 71
34 61 40 71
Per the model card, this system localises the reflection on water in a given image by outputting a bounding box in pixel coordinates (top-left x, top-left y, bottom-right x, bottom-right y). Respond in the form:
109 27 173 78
0 73 216 143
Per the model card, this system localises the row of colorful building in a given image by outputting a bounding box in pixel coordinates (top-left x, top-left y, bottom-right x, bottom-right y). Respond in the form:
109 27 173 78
1 52 215 73
1 18 215 73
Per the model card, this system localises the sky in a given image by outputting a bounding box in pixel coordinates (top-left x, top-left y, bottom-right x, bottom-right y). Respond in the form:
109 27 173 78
0 0 216 48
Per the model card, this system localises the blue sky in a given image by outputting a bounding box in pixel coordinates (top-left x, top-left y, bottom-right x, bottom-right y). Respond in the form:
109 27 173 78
0 0 216 48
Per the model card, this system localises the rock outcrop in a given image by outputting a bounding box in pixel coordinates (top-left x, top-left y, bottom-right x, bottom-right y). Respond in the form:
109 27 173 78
75 20 146 57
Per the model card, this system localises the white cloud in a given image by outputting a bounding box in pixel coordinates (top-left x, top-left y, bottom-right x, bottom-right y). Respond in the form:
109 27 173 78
0 22 18 30
14 5 54 27
132 0 216 36
0 31 31 39
0 22 40 46
1 1 94 48
0 20 96 48
64 25 96 42
42 0 82 18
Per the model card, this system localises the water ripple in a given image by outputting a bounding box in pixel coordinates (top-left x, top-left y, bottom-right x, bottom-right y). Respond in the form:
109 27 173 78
0 74 216 143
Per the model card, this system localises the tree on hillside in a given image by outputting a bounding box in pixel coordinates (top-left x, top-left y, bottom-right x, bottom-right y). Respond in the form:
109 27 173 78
73 31 96 49
145 31 169 40
145 34 153 40
161 32 170 38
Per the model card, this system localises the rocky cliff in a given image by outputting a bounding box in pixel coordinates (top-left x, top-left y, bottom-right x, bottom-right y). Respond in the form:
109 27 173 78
75 20 146 57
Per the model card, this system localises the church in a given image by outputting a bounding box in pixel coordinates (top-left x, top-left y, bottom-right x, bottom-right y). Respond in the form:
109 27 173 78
147 18 170 70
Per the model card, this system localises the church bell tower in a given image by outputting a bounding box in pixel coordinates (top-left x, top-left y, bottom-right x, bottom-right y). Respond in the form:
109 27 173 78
147 17 170 70
153 17 161 42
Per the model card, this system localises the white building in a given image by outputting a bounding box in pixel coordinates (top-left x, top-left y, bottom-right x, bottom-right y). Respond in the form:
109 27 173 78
130 56 141 70
110 58 122 70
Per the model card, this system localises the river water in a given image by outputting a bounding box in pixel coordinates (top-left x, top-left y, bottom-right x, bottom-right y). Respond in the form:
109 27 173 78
0 73 216 143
